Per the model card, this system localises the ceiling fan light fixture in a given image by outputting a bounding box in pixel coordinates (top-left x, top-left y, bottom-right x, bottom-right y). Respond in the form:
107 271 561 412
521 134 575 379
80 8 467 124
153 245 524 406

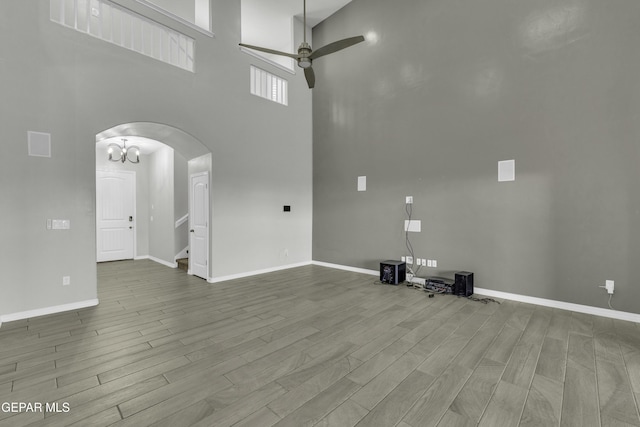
298 58 312 69
238 0 364 88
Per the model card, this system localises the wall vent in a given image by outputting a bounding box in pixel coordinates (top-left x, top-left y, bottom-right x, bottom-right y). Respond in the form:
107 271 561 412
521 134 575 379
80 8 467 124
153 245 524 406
28 131 52 158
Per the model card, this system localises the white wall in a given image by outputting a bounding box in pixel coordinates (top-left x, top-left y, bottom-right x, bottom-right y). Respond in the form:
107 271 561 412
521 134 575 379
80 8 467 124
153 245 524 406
0 0 312 319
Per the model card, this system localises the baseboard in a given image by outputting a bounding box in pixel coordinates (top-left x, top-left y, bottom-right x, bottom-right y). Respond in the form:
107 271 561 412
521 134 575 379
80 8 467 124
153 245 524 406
311 261 379 276
0 299 99 325
135 255 177 268
148 256 177 268
312 260 640 324
208 261 313 283
473 287 640 323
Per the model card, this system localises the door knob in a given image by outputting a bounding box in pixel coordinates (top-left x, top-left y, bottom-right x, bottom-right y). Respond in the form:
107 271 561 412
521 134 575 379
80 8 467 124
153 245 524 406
190 229 195 233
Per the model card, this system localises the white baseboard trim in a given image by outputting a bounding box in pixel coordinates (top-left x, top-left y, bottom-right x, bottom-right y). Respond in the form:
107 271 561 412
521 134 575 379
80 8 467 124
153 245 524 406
135 255 177 268
0 299 99 325
208 261 313 284
474 287 640 323
148 256 178 269
312 260 640 323
311 261 379 276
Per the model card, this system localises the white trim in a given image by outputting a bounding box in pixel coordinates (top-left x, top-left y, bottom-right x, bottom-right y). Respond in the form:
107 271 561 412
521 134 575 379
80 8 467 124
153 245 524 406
473 288 640 324
135 254 177 268
0 299 99 325
208 261 312 284
311 261 378 276
148 255 177 268
175 213 189 228
241 48 296 75
133 0 215 38
312 261 640 324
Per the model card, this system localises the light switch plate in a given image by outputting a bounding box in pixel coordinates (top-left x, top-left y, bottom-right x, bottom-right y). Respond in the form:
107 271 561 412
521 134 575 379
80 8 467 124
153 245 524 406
51 219 70 230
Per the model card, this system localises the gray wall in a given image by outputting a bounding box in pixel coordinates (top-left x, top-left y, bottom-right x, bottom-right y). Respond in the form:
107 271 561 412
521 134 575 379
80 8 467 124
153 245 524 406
149 146 175 264
312 0 640 313
0 0 312 317
174 150 189 257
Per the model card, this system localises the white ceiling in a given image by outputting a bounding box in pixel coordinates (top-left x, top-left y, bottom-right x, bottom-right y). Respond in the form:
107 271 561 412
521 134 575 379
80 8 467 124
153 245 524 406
247 0 352 28
242 0 352 50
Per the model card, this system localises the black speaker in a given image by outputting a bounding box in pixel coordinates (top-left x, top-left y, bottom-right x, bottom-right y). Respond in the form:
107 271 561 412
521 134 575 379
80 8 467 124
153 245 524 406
454 271 474 297
380 260 406 285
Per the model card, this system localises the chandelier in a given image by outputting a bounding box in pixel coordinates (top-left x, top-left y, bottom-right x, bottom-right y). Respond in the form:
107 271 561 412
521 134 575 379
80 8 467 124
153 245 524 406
107 138 140 164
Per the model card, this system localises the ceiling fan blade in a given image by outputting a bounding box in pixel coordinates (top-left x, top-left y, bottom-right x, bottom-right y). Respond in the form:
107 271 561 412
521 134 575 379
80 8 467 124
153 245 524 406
304 67 316 89
309 35 365 60
239 43 299 59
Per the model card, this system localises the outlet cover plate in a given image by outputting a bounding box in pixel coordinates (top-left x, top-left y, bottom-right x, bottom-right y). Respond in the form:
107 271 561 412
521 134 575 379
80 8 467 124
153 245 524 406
404 220 421 232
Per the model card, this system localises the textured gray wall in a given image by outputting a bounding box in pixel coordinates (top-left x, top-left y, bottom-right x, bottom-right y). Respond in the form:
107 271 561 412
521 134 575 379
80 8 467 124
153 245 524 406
149 146 175 264
0 0 312 317
174 151 189 257
312 0 640 313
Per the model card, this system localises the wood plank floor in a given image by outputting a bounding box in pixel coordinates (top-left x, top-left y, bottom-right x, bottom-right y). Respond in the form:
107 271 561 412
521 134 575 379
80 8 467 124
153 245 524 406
1 259 640 426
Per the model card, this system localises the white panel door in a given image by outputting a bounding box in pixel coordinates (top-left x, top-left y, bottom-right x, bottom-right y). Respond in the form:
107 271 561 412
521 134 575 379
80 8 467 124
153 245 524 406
96 170 135 262
189 172 209 279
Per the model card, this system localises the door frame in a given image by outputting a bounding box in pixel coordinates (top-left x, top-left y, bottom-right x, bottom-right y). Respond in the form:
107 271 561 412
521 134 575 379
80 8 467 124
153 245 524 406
96 169 137 262
189 171 210 280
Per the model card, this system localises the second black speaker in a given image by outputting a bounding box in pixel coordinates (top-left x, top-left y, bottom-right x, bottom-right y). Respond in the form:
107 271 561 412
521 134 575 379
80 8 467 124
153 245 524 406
454 271 474 297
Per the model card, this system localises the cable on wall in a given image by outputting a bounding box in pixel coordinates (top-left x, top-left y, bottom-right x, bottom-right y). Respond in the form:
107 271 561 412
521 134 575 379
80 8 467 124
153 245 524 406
405 201 421 278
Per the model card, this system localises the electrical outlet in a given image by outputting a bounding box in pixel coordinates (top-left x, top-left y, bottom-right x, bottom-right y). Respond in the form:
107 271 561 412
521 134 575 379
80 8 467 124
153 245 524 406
427 260 432 267
63 276 70 286
421 259 426 266
406 196 413 204
605 280 614 294
406 256 413 264
401 256 406 262
433 260 438 268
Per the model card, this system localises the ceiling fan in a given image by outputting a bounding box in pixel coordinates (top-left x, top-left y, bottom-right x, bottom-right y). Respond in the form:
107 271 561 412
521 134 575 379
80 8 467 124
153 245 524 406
239 0 365 88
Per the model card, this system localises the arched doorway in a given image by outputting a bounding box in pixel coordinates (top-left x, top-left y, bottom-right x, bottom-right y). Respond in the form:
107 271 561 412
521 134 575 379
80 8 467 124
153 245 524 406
95 122 212 280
